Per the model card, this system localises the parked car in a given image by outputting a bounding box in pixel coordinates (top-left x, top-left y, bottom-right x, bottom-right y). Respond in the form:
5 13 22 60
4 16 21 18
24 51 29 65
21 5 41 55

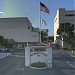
0 49 3 52
0 47 6 52
5 48 13 52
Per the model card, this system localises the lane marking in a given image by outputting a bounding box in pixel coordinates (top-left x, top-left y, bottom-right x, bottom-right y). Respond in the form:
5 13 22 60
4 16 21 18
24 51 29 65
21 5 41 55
10 55 25 57
16 67 24 71
13 53 23 54
67 61 75 69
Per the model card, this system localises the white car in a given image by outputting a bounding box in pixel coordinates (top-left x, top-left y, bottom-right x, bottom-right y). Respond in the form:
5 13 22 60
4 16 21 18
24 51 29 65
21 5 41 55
0 47 6 52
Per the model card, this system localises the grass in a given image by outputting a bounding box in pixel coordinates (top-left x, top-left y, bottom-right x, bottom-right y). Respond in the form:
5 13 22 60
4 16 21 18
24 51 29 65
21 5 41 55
31 62 47 68
72 53 75 56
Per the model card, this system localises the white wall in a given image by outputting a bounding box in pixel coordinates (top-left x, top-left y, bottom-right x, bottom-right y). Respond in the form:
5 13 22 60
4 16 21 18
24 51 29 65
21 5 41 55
47 47 52 68
0 28 39 42
25 47 30 66
25 46 52 68
0 53 11 59
30 52 47 63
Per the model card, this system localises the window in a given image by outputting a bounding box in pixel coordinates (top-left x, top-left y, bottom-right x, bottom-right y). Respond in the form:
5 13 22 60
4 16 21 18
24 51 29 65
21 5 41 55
33 35 37 37
28 26 30 29
65 14 75 16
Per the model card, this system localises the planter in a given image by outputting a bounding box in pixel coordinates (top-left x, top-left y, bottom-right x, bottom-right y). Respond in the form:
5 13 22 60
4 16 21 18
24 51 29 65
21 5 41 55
71 53 75 57
31 62 47 69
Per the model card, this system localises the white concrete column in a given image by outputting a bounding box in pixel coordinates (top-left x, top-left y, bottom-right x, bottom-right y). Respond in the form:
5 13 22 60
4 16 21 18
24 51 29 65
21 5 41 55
47 47 52 68
25 47 30 66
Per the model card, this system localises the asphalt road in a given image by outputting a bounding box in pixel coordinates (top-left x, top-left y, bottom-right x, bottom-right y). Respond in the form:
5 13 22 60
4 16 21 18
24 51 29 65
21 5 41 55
0 48 75 75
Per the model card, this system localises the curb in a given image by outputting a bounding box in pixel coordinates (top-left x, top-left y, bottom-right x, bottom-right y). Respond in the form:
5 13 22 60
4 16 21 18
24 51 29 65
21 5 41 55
30 66 47 69
71 55 75 57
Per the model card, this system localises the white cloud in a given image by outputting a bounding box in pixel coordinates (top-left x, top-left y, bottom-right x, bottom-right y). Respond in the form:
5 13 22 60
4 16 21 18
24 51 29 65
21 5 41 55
0 11 3 14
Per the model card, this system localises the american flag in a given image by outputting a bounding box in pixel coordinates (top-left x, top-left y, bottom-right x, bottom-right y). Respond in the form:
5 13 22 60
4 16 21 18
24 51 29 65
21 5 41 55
40 2 50 14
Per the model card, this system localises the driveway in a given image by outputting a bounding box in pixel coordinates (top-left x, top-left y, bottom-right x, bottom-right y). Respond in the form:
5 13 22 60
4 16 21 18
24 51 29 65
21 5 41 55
0 49 75 75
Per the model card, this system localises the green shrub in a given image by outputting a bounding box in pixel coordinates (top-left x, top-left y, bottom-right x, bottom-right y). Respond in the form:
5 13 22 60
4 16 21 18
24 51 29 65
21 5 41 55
72 53 75 56
56 44 62 49
63 48 68 50
71 45 75 50
31 62 47 68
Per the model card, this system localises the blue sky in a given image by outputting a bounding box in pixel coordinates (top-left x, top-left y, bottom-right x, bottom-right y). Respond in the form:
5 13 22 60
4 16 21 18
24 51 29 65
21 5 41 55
0 0 75 36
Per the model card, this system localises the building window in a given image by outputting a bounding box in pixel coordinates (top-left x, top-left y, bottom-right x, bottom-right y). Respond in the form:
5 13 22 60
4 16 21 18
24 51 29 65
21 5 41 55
65 14 75 16
28 26 30 29
54 18 57 23
33 35 37 37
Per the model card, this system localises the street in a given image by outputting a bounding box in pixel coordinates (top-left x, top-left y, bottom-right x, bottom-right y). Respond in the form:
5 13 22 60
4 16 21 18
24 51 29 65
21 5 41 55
0 48 75 75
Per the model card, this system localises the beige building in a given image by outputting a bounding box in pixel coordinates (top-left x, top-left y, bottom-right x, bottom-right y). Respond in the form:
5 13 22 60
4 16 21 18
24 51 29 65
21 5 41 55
54 8 75 47
0 17 40 48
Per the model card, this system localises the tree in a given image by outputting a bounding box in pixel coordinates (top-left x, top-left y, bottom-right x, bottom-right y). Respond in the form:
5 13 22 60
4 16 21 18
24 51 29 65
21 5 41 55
57 22 75 44
4 39 15 48
41 31 48 42
0 36 4 46
0 35 15 48
8 39 15 48
48 36 54 43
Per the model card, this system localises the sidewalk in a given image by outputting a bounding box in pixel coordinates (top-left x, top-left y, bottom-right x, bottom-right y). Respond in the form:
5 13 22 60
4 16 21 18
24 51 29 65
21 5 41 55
0 53 11 59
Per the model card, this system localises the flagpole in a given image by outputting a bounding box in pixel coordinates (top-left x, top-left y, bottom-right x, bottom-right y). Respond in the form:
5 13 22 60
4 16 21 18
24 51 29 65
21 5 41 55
40 1 41 43
40 2 50 43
